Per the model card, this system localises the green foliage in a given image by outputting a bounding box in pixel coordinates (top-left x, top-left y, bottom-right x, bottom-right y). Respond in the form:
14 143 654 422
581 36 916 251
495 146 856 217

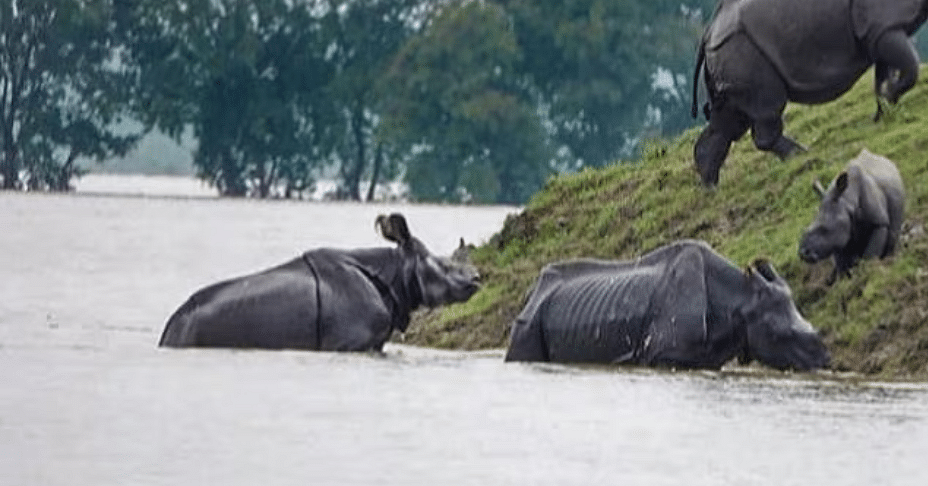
323 0 421 201
379 0 721 202
379 0 553 204
411 66 928 378
127 0 337 197
0 0 140 190
500 0 717 166
16 0 924 205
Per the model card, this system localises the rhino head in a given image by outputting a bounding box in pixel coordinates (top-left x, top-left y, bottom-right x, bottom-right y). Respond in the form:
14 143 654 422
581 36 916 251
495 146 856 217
376 213 481 307
740 260 830 371
799 173 853 264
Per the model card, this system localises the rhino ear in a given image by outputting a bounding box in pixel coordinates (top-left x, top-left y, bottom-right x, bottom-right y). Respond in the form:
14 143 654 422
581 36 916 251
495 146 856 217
752 259 779 283
745 259 781 288
832 172 849 200
375 213 412 245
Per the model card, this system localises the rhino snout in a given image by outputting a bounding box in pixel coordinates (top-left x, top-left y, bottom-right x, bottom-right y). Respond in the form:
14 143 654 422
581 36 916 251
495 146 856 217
798 234 829 263
798 246 822 263
796 332 831 371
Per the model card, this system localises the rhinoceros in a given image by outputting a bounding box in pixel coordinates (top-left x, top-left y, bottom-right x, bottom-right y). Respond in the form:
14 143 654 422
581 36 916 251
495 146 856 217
799 149 905 279
505 240 830 371
159 213 480 351
691 0 928 186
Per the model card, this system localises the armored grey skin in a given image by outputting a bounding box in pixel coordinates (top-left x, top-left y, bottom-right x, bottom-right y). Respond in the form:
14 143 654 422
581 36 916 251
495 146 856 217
159 214 480 351
692 0 928 186
505 240 829 371
799 150 905 280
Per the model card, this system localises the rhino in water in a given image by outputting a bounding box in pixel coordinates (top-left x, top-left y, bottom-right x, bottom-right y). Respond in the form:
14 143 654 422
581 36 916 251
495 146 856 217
692 0 928 186
505 240 830 371
799 150 905 279
159 213 480 351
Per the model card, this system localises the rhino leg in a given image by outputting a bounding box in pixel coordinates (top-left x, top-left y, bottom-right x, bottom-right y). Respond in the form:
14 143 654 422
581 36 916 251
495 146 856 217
740 69 805 160
874 30 919 106
694 107 749 186
752 116 805 160
873 61 891 121
862 226 890 260
832 251 857 281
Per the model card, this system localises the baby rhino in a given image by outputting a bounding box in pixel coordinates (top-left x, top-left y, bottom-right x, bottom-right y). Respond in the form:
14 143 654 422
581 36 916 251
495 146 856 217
799 149 905 279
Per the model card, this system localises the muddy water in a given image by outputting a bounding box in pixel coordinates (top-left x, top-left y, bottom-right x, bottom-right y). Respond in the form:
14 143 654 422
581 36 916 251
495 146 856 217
1 186 926 485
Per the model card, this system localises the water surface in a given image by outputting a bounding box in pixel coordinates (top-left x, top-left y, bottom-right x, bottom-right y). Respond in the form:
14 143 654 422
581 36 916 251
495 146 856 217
1 184 925 486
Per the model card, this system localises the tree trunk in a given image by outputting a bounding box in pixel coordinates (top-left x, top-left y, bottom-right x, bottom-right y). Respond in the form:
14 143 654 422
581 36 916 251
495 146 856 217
1 136 18 189
220 149 246 197
345 102 366 201
1 149 17 189
54 149 78 191
366 143 383 201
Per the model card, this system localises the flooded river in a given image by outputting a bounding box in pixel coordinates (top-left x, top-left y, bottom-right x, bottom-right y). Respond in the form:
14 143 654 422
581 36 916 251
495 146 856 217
1 183 926 485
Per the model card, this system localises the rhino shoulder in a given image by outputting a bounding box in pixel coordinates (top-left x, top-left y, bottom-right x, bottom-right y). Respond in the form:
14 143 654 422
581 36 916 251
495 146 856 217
852 0 927 51
705 0 744 50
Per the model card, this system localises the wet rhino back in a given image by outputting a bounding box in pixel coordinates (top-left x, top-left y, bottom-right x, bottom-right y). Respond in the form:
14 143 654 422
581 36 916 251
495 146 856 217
162 258 319 348
541 267 660 363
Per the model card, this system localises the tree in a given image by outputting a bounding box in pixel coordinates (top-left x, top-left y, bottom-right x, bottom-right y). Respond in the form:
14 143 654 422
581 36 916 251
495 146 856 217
1 0 139 190
499 0 715 167
126 0 337 197
380 1 552 204
321 0 423 201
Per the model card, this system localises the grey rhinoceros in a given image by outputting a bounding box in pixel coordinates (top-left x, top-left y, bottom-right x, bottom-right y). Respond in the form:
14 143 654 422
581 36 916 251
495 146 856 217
505 240 830 371
692 0 928 186
159 213 480 351
799 149 905 279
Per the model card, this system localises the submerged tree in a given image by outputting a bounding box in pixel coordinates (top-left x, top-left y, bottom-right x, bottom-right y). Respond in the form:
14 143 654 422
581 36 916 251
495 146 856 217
322 0 422 201
380 1 552 204
126 0 337 197
499 0 714 167
0 0 139 191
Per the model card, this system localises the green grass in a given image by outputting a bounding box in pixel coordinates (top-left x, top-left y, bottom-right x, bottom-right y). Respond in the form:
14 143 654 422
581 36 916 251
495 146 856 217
409 65 928 379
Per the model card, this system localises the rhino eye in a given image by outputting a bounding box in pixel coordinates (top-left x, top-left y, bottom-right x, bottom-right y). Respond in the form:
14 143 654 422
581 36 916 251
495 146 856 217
426 256 450 273
813 224 836 237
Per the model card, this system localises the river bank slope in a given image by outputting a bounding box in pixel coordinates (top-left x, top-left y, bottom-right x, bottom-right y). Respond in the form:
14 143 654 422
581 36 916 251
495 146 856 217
407 66 928 380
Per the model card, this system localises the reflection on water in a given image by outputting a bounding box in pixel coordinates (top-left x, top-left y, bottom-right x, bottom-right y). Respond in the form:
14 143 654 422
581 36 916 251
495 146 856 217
1 186 926 486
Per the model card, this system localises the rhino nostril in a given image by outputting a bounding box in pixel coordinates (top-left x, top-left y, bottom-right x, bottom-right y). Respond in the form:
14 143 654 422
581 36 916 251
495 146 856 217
799 248 817 262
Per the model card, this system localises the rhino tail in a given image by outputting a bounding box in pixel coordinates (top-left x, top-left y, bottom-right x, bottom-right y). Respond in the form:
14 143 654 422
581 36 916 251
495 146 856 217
692 37 706 119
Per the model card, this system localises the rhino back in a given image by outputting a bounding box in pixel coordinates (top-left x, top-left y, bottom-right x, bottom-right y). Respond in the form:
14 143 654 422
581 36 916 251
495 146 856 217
850 151 905 231
162 259 319 348
737 0 870 101
541 267 660 363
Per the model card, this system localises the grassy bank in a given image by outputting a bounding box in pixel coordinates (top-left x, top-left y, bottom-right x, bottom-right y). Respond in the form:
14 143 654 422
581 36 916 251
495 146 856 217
406 65 928 380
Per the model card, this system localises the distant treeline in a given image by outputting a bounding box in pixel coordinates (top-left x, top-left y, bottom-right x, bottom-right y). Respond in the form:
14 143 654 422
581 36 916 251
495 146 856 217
3 1 927 203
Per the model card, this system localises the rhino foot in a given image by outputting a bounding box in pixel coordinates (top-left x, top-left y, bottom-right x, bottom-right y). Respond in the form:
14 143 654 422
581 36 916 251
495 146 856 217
772 137 805 160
